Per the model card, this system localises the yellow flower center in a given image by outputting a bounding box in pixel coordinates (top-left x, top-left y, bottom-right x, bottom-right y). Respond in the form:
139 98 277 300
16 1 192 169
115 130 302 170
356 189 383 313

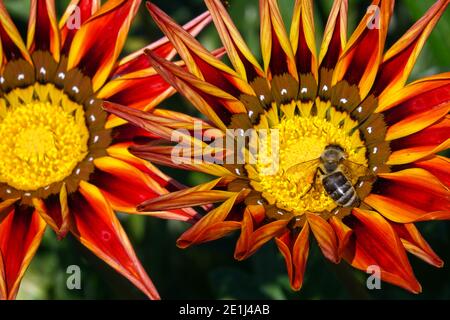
0 84 89 191
247 100 367 215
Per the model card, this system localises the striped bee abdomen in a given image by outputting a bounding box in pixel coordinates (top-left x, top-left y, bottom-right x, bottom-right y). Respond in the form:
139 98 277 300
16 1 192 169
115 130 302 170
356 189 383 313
322 171 358 207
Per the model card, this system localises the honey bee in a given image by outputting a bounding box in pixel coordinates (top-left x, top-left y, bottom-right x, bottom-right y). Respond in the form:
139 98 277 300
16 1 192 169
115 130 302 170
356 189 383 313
286 145 370 208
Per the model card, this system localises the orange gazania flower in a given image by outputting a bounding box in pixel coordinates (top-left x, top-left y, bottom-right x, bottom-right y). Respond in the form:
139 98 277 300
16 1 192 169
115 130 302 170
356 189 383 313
107 0 450 294
0 0 211 299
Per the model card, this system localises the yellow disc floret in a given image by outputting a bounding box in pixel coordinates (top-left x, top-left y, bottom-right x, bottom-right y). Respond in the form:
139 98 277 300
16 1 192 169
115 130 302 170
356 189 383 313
247 100 367 215
0 85 89 191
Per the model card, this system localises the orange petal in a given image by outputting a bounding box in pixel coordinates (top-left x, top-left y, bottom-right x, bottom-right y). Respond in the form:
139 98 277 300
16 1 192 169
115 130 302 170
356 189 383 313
234 204 289 260
205 0 263 81
329 215 352 257
366 168 450 222
115 11 212 76
388 116 450 164
146 2 252 96
378 72 450 113
275 224 310 291
0 1 31 64
177 193 242 248
0 206 46 300
306 213 339 263
390 222 443 268
59 0 101 54
332 0 394 99
413 156 450 188
67 0 141 91
290 0 317 78
137 178 235 211
27 0 60 62
318 0 347 70
32 185 70 239
372 0 449 98
71 180 160 299
344 208 421 293
260 0 297 79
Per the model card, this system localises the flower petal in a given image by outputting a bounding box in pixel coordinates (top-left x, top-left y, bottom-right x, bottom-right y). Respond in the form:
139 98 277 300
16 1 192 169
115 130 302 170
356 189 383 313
67 0 141 91
319 0 347 70
290 0 317 78
329 216 352 257
275 224 310 291
306 213 339 263
390 222 443 268
332 0 394 99
32 184 69 239
146 2 252 96
234 204 289 260
27 0 60 61
344 208 421 293
177 193 243 248
372 0 449 99
413 156 450 188
0 206 46 300
205 0 263 81
144 50 244 129
71 180 160 299
115 11 212 76
59 0 101 54
260 0 297 79
0 1 31 64
365 168 450 223
388 116 450 164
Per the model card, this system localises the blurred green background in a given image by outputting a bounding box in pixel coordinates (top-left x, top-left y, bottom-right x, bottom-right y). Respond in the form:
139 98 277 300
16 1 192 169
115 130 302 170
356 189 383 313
3 0 449 299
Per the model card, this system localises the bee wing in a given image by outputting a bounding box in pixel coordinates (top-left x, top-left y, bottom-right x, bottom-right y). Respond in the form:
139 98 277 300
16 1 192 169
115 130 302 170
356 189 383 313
342 159 371 178
285 158 320 176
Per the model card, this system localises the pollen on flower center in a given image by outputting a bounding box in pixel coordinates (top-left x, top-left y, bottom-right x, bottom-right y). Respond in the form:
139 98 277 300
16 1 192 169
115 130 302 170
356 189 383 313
247 100 368 215
0 85 89 191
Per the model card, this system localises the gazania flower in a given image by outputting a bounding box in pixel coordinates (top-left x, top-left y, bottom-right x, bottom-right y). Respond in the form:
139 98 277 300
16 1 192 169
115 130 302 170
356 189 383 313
0 0 211 299
108 0 450 293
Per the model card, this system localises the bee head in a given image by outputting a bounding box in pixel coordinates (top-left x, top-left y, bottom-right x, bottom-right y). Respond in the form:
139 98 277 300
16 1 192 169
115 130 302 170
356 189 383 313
321 145 345 172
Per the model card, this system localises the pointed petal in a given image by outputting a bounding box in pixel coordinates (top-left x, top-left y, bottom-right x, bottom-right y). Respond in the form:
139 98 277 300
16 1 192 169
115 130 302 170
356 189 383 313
99 69 176 128
235 204 289 260
319 0 347 69
332 0 394 99
0 1 31 64
71 181 160 299
115 11 212 76
388 116 450 164
144 50 244 129
275 224 310 291
307 213 339 263
390 222 443 268
67 0 141 91
146 2 252 96
204 0 263 81
365 168 450 223
290 0 317 78
372 0 449 98
413 156 450 188
0 206 46 300
378 72 450 113
344 208 421 293
329 216 352 257
32 186 70 239
27 0 60 61
177 193 243 248
137 178 235 211
59 0 101 54
260 0 297 78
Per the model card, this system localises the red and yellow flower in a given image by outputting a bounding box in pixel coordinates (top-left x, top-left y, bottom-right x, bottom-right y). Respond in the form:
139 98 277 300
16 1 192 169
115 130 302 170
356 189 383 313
0 0 211 299
108 0 450 293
